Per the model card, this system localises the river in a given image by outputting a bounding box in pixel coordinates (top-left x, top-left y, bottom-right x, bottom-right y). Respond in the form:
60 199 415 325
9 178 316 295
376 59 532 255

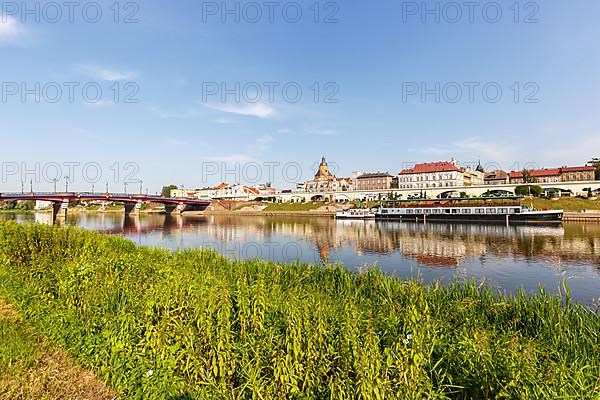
2 212 599 305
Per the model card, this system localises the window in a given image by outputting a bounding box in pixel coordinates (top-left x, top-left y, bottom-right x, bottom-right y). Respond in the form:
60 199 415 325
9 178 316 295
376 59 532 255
464 209 471 214
499 208 508 214
486 208 497 214
415 209 422 214
476 208 485 214
406 209 413 214
452 209 459 214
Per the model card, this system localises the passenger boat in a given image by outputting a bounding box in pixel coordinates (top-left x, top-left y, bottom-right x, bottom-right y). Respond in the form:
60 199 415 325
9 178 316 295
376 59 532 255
375 197 563 223
335 208 376 219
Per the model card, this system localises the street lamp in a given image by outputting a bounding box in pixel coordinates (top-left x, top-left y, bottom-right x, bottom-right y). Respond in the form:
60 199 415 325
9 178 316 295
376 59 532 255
124 182 128 194
21 181 24 194
105 182 109 193
139 180 143 194
30 180 33 193
52 178 57 193
65 176 69 192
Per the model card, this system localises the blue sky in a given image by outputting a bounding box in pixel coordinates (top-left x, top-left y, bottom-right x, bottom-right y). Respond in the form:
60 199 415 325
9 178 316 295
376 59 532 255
1 0 599 192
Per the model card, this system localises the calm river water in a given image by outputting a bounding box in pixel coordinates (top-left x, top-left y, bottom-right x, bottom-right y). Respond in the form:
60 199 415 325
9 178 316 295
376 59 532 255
2 212 600 305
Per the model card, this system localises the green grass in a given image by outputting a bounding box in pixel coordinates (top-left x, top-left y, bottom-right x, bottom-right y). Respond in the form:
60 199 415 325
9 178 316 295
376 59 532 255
0 222 598 399
527 197 600 211
263 202 327 212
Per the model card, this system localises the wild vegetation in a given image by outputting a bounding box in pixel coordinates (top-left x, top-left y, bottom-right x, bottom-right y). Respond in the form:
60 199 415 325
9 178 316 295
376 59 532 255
0 222 598 399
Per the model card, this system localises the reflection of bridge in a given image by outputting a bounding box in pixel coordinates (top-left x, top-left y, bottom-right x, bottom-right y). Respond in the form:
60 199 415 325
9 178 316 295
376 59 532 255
0 192 211 221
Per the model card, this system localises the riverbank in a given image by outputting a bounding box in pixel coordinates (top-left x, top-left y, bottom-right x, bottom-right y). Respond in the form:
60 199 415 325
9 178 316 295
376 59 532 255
0 222 597 399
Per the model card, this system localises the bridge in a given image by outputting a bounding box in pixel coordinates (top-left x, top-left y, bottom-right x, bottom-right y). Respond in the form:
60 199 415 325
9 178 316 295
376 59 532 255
264 181 600 203
0 192 211 221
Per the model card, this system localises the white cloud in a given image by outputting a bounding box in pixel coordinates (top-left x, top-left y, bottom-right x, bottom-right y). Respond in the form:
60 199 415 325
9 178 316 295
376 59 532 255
409 136 517 164
0 17 27 45
77 63 138 81
204 103 275 118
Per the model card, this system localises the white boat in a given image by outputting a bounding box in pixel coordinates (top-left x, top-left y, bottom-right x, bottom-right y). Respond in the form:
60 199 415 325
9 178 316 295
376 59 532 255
335 208 376 219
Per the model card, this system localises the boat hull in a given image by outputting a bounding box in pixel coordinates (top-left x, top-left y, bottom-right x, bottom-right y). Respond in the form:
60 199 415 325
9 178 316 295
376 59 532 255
376 211 562 224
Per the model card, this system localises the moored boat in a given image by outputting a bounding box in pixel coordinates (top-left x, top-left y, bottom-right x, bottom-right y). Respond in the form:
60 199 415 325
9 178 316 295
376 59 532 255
335 208 376 219
375 197 563 224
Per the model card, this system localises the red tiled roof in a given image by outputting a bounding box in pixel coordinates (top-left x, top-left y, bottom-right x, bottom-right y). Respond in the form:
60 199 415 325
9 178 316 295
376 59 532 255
509 168 561 179
509 166 593 179
400 162 460 175
559 166 595 173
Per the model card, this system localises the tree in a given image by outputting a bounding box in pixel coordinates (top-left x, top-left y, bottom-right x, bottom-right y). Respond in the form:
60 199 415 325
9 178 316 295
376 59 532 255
161 185 178 197
515 185 543 197
521 169 534 183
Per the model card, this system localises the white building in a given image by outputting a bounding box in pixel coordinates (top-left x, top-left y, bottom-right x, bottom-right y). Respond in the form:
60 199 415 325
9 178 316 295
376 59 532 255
398 161 464 189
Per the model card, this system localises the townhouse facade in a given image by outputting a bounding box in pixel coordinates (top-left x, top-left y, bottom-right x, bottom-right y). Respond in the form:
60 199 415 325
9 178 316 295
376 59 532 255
354 172 394 191
397 161 464 189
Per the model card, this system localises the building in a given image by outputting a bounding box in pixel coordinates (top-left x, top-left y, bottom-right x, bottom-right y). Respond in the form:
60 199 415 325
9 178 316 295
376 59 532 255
509 166 595 184
212 183 260 201
398 161 463 189
305 157 352 192
354 172 393 191
462 163 485 186
509 169 561 184
170 189 198 198
484 170 509 185
559 166 595 182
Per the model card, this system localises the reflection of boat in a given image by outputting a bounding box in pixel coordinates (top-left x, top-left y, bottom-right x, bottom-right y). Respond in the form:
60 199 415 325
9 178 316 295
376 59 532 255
335 209 376 219
376 197 563 223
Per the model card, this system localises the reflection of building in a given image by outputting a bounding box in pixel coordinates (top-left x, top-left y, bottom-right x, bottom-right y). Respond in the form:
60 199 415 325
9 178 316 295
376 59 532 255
354 172 394 191
305 157 352 192
398 160 463 189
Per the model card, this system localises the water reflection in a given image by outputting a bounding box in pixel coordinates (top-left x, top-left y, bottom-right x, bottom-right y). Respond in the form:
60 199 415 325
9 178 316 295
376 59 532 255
2 212 599 304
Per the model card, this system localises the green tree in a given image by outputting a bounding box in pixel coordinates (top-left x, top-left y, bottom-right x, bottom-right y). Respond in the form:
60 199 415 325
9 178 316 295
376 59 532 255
521 169 534 183
161 185 178 197
515 185 543 197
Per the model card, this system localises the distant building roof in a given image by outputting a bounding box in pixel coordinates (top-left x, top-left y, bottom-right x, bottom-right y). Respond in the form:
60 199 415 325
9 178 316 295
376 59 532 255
484 170 508 180
509 168 561 179
400 161 460 175
559 166 595 173
356 172 393 179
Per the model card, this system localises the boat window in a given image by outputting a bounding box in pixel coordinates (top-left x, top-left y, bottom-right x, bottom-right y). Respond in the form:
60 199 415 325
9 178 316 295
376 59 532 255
499 208 508 214
382 209 388 213
424 209 431 214
476 208 485 214
406 209 412 214
486 208 497 214
415 209 422 214
464 209 471 214
445 209 451 214
513 208 520 214
452 209 459 214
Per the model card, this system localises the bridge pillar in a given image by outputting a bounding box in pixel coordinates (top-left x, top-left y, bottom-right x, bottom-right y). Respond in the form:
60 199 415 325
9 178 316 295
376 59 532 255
124 201 143 215
164 204 178 215
51 201 68 222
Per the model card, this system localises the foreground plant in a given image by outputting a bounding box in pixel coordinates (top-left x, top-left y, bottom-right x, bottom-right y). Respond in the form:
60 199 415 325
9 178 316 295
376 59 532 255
0 222 598 399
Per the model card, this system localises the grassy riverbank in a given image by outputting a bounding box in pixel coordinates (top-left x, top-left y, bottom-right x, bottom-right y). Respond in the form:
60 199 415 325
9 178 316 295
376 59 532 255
0 222 598 399
527 197 600 212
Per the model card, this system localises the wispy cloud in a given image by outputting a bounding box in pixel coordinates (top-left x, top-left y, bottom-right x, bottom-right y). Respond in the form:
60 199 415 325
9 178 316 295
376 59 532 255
409 136 517 163
0 17 27 45
204 103 275 118
76 63 138 81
